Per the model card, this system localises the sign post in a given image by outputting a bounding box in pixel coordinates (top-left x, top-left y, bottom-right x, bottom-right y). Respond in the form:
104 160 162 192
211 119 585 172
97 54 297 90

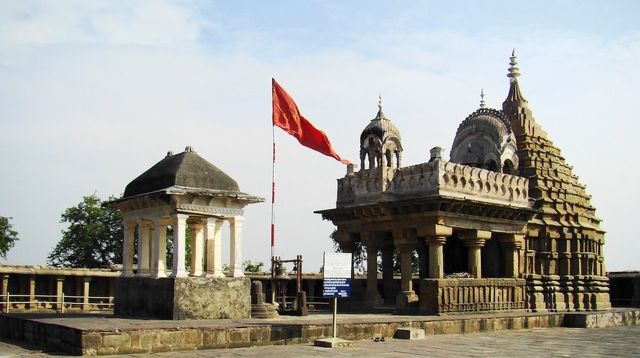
314 252 354 348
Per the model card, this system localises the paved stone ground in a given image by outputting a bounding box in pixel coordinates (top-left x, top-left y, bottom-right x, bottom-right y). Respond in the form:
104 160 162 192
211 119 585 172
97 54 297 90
1 325 639 357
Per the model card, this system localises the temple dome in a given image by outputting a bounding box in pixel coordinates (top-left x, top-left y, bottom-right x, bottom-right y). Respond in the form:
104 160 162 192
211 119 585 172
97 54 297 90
123 146 240 198
359 99 403 170
360 107 402 143
450 100 518 173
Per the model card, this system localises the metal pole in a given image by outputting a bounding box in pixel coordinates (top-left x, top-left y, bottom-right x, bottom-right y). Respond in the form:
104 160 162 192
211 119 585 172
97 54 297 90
332 297 337 338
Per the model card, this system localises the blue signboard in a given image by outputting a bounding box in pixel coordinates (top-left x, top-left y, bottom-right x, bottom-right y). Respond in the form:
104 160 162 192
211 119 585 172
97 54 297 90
322 252 352 298
323 278 351 298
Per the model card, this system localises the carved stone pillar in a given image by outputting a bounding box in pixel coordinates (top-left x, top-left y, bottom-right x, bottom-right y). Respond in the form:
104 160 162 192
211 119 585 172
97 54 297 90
152 218 167 278
171 213 189 278
398 246 413 292
364 245 383 307
122 220 136 277
55 276 64 312
459 230 491 278
498 234 524 278
82 277 91 311
1 274 8 312
426 236 447 278
230 216 244 277
28 275 36 310
137 222 151 276
381 245 394 304
189 222 205 276
205 218 224 278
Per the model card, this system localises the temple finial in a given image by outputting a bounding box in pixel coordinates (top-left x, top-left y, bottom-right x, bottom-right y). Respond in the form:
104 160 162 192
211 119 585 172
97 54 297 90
507 49 520 83
378 93 382 111
479 89 486 108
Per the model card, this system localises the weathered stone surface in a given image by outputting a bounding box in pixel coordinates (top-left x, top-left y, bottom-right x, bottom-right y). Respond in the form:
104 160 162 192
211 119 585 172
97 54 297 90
394 327 425 339
115 276 250 320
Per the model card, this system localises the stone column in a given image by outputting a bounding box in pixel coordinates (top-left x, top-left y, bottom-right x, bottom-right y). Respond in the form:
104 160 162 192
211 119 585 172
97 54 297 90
189 222 205 277
205 218 224 277
381 245 395 304
171 213 189 278
459 230 491 278
55 276 64 312
122 220 136 277
82 277 91 311
426 236 447 278
365 245 383 307
152 218 167 278
1 274 8 312
417 245 427 279
137 222 151 276
398 246 413 292
28 275 36 309
499 234 524 278
229 216 244 277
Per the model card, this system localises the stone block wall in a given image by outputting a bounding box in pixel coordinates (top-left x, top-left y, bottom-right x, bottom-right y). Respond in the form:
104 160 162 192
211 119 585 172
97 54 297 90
114 276 250 320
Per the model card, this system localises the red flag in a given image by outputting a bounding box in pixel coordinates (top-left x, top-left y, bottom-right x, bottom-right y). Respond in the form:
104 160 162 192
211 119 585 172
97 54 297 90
272 78 350 164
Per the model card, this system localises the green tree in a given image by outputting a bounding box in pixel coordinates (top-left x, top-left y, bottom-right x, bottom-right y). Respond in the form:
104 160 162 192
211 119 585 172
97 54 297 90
0 216 19 259
243 260 264 273
48 194 123 268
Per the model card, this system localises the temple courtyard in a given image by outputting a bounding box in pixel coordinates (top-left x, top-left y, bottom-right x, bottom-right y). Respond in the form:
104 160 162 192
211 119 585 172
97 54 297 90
1 321 639 357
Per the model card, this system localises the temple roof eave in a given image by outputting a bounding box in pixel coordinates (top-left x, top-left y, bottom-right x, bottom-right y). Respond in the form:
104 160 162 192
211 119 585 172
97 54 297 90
109 185 265 206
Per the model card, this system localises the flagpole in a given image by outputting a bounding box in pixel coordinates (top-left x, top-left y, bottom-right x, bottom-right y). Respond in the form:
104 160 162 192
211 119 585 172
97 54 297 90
271 122 276 261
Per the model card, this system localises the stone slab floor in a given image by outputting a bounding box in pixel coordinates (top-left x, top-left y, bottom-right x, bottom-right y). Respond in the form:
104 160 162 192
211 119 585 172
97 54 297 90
1 325 639 357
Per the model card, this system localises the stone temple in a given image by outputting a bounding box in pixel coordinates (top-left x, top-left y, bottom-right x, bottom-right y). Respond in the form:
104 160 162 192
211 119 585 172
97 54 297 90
317 52 610 314
111 146 263 319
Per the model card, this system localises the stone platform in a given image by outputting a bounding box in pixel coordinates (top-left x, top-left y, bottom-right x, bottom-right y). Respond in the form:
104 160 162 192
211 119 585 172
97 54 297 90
0 309 638 356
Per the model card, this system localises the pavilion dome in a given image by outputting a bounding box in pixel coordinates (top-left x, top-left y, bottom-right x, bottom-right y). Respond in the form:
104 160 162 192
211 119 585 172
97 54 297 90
450 93 518 174
360 106 402 144
359 99 403 170
123 146 240 198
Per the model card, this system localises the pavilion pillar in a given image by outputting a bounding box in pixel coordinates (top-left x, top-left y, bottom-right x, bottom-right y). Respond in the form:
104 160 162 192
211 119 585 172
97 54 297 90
82 277 91 311
381 245 395 304
122 220 136 277
419 225 452 279
364 245 383 307
55 276 64 312
229 216 244 277
171 213 189 278
335 230 355 279
426 236 447 278
393 228 419 311
137 222 151 276
398 246 413 292
152 218 167 278
499 234 524 278
460 230 491 278
1 274 8 312
205 218 224 277
190 222 205 277
28 275 36 310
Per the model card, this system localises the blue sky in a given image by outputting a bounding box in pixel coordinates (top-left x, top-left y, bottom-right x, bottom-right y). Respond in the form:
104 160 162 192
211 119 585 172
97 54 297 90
1 0 639 272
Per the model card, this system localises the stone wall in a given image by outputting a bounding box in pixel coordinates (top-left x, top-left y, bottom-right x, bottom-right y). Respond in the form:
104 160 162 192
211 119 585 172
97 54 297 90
114 277 250 320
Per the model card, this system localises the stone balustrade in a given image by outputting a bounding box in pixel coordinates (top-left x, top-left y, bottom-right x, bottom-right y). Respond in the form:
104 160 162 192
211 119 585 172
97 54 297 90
337 159 530 208
419 278 526 314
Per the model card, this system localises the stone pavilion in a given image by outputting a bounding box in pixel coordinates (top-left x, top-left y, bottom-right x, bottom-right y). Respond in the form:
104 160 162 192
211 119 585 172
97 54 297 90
111 146 264 319
317 52 610 314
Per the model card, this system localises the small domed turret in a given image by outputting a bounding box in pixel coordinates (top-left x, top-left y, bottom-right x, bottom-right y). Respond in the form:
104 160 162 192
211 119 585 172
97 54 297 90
359 96 403 170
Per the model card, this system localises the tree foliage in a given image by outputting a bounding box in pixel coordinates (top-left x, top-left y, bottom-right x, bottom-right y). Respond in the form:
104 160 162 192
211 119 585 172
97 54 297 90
0 216 19 259
48 194 123 268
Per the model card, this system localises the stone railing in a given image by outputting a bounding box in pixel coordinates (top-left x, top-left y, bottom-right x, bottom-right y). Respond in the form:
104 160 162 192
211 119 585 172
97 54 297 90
419 278 526 314
337 157 530 207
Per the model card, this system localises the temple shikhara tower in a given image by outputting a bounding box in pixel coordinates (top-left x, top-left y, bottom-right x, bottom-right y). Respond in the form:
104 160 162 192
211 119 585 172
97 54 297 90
318 52 610 313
